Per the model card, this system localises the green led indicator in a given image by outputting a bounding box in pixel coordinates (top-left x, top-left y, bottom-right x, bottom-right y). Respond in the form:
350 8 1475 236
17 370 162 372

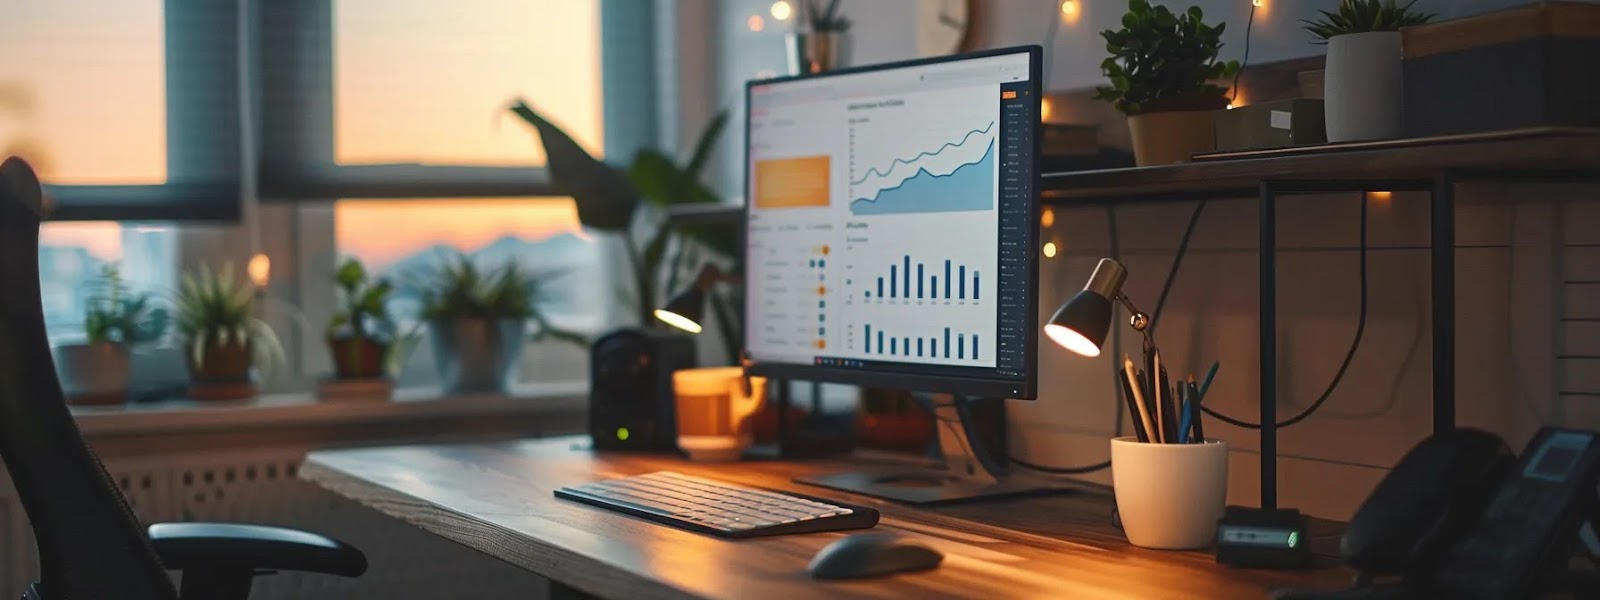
616 427 630 441
1286 531 1299 548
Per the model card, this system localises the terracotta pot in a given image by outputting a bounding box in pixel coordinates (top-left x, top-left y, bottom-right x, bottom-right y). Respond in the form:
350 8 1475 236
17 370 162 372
328 336 388 380
55 342 130 405
429 318 525 394
186 338 256 401
1128 109 1218 166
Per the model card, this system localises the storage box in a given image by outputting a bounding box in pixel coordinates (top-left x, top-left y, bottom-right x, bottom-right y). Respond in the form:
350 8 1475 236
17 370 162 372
1403 2 1600 137
1212 99 1326 152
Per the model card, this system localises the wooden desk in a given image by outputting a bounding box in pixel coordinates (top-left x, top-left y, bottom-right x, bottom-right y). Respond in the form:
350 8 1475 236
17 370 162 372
301 436 1353 599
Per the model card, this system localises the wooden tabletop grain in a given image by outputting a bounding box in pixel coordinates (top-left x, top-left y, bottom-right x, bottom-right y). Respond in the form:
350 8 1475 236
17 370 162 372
300 436 1355 600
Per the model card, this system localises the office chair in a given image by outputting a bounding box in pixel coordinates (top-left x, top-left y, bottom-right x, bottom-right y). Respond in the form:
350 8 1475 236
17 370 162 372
0 156 367 600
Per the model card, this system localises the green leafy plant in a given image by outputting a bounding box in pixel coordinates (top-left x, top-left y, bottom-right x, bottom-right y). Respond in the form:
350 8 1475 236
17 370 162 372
174 263 284 375
509 101 741 362
415 254 585 346
1093 0 1240 115
1302 0 1435 43
801 0 852 33
327 257 396 343
83 264 168 345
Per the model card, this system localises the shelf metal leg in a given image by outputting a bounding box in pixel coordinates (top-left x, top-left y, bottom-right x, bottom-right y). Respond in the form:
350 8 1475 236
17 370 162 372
1259 181 1278 511
1432 173 1457 433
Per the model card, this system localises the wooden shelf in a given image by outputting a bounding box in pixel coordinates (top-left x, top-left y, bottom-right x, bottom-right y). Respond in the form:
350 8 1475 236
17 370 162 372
1042 127 1600 203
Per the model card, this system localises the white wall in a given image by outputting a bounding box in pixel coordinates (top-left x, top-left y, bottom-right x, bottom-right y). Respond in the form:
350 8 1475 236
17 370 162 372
708 0 1600 519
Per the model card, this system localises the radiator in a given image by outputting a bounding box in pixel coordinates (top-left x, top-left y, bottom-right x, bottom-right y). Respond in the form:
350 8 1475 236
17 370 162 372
2 450 550 599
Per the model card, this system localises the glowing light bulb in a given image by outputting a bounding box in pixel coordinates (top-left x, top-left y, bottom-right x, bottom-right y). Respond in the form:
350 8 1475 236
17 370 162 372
771 1 793 20
1060 0 1079 17
1041 207 1056 228
1253 0 1264 7
1043 242 1058 258
248 253 271 288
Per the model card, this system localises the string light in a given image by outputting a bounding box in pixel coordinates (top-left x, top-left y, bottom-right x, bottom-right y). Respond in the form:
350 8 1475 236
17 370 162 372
747 14 766 32
1060 0 1079 17
1041 97 1055 122
771 1 793 20
1043 242 1058 258
248 253 271 289
1253 0 1263 6
1041 207 1056 228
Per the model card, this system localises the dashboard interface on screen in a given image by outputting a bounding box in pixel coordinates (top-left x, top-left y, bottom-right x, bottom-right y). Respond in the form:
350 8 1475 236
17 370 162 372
743 49 1038 396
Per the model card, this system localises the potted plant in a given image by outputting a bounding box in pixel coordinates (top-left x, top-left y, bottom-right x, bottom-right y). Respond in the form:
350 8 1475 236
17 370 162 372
1303 0 1434 142
55 265 167 405
787 0 852 75
418 255 579 394
511 102 742 364
325 257 396 381
1094 0 1240 166
174 263 284 401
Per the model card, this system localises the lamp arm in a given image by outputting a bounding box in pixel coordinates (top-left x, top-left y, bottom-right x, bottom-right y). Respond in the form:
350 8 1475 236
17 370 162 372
1116 293 1150 332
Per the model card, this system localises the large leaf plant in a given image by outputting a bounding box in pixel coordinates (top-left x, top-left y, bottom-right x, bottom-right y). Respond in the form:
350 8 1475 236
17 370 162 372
509 102 740 362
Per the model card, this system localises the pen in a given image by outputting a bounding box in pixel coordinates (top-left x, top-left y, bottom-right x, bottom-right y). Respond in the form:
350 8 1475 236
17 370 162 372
1125 357 1158 444
1197 360 1220 401
1117 360 1150 443
1151 350 1165 443
1157 360 1176 443
1188 380 1206 442
1178 388 1193 444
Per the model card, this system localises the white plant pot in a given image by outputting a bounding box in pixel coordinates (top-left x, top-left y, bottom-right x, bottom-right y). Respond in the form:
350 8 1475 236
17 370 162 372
55 342 131 405
1324 31 1404 142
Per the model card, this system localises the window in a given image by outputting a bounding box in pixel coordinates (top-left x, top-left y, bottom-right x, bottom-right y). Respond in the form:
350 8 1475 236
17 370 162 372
333 0 603 167
0 0 166 184
335 198 608 388
38 222 178 346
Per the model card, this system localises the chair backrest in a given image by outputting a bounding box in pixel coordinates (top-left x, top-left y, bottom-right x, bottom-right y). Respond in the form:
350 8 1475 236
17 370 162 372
0 157 176 599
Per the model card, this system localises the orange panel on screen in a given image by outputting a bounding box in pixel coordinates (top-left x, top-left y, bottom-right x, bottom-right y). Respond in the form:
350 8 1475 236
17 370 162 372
754 156 830 209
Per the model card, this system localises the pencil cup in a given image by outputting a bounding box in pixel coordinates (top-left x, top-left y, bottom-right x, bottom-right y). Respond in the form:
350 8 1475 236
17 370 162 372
1110 437 1228 550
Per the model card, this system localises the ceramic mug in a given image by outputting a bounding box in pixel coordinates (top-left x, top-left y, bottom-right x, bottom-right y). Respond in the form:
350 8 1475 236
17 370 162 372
1110 436 1228 550
673 367 768 461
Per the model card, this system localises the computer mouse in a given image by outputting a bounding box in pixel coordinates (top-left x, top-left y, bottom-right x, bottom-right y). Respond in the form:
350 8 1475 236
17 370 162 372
807 533 944 580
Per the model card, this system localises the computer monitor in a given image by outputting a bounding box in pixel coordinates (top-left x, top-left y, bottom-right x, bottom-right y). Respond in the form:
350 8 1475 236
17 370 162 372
743 47 1046 503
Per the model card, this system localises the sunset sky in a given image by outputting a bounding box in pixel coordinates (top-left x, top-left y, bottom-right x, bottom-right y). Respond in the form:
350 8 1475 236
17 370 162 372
7 0 603 261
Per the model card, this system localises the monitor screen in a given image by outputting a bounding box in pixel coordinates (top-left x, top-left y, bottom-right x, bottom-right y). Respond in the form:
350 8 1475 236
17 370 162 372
742 47 1041 399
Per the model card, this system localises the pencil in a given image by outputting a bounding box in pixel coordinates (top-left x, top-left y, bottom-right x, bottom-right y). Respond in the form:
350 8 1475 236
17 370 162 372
1117 362 1149 443
1123 355 1158 444
1158 350 1171 444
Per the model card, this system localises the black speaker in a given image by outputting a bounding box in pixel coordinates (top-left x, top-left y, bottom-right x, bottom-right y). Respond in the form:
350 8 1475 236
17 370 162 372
589 328 697 450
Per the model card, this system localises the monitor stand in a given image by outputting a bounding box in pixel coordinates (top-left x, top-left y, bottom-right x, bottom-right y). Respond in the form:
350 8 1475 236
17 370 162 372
794 394 1081 504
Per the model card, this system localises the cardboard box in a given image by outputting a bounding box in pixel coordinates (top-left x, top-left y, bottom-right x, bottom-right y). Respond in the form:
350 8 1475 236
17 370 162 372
1212 99 1327 152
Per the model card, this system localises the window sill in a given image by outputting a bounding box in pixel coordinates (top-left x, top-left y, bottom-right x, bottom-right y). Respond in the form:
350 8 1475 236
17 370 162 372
72 381 589 439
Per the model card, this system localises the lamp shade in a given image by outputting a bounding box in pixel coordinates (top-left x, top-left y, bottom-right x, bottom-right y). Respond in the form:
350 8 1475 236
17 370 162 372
1044 289 1112 357
654 287 706 334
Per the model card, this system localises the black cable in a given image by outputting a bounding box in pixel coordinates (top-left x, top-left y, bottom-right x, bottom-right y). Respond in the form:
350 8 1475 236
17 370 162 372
1229 4 1256 106
1042 2 1063 90
1149 199 1207 337
1201 193 1371 429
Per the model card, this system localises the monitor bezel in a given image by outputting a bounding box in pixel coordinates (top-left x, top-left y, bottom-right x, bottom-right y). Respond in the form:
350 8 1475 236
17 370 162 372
740 45 1043 400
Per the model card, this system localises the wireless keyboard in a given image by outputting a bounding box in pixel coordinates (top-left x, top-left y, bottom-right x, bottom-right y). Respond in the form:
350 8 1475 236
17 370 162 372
555 471 879 538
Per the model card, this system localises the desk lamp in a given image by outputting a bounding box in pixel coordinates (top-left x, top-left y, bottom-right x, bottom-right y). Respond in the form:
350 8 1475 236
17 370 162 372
655 265 738 334
1044 258 1151 357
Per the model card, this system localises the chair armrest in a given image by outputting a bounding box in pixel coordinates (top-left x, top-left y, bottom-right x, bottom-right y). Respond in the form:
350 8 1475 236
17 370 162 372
148 522 367 578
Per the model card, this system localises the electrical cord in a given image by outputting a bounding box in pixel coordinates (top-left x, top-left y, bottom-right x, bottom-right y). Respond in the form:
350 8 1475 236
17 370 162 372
1042 1 1062 89
1200 193 1371 429
1229 4 1256 106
